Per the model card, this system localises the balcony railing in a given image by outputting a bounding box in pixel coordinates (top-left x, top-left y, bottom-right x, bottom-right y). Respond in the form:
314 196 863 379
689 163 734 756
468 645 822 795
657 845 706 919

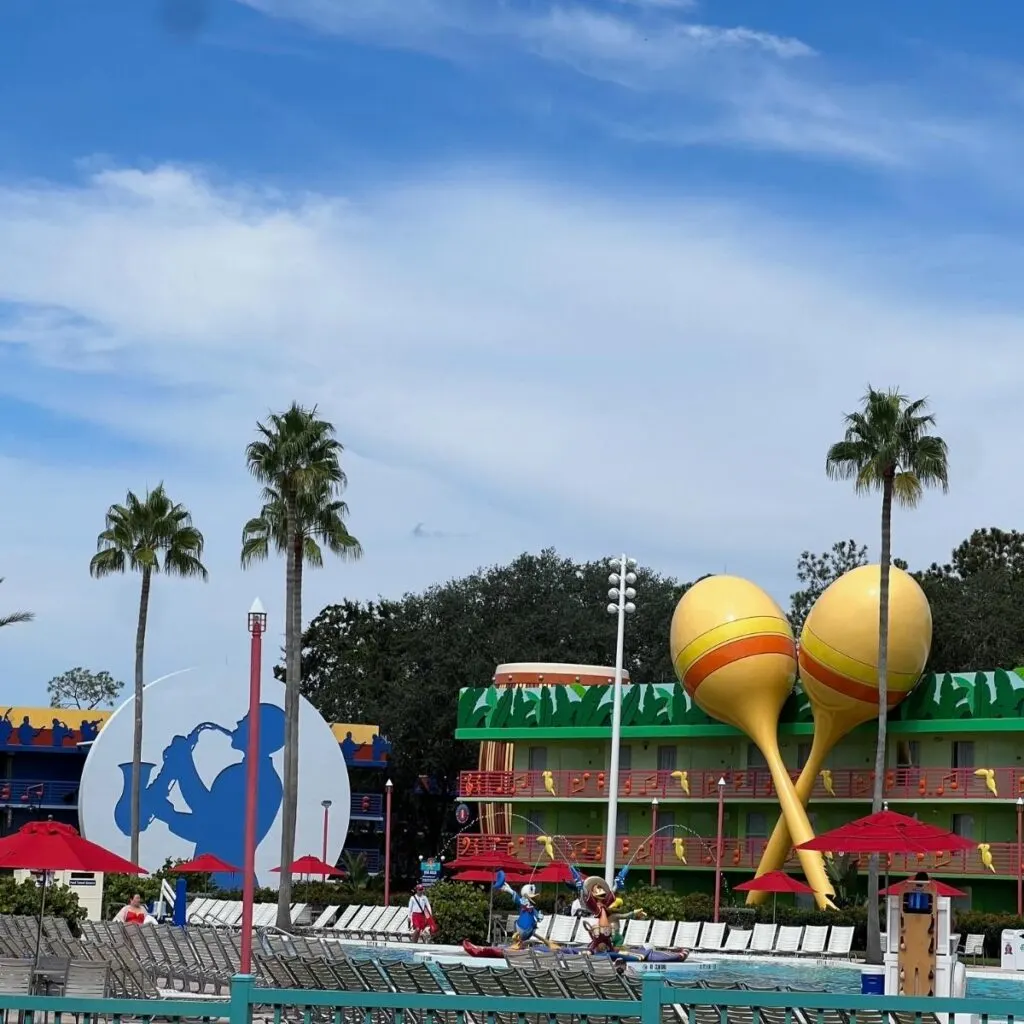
0 779 78 807
459 766 1024 802
456 832 1023 878
350 792 384 819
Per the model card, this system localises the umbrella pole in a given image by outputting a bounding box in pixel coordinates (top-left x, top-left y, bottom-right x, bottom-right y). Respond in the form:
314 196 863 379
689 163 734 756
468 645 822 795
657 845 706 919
33 872 47 980
772 892 776 924
487 885 494 944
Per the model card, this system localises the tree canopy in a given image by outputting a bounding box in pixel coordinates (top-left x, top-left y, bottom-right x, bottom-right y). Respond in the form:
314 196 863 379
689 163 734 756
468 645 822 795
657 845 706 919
47 667 124 710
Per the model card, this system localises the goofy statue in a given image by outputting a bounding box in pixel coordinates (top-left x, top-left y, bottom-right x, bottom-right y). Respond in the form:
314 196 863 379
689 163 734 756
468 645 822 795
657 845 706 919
571 865 645 954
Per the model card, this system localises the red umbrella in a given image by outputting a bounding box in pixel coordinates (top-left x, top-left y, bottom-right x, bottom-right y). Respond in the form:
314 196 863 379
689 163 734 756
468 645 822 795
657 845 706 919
271 855 344 877
734 870 814 921
533 861 576 884
452 869 532 884
880 878 967 898
797 810 976 855
171 853 241 874
0 819 146 971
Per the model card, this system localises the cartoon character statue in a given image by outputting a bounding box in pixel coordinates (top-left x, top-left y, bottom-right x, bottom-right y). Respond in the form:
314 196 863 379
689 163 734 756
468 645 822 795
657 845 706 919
571 865 645 954
495 873 543 948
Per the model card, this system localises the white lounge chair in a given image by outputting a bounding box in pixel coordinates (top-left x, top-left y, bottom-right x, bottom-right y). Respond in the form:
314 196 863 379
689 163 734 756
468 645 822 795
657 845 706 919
253 904 276 927
963 934 985 964
547 915 579 945
647 920 676 948
331 905 361 933
674 921 701 948
750 923 777 953
358 906 392 937
186 897 213 924
773 926 803 955
367 906 402 938
797 925 828 956
533 914 556 941
722 928 752 952
697 922 727 951
311 905 340 930
826 925 854 958
336 905 373 935
623 918 652 946
290 903 310 927
382 910 412 940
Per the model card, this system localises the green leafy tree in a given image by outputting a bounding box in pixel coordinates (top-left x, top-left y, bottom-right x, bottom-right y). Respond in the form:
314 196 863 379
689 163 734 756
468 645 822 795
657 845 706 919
46 667 124 709
243 402 359 929
0 577 33 629
89 483 209 864
788 539 869 633
826 387 948 964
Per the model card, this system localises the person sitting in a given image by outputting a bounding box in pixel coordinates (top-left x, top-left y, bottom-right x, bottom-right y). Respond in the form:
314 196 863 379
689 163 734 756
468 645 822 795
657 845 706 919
113 893 155 925
407 885 436 943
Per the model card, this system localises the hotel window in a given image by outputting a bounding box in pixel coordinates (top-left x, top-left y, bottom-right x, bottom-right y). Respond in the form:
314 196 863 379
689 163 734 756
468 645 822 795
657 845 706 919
952 814 974 838
747 745 768 769
618 745 632 771
528 747 548 771
657 810 675 830
616 808 629 835
657 746 678 771
797 743 811 769
526 812 546 835
897 741 921 767
746 812 768 838
952 742 975 770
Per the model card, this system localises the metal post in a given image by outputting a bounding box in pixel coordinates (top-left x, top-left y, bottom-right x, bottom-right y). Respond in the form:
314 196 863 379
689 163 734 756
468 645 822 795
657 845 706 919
321 799 333 881
384 779 394 906
240 598 267 976
605 554 636 885
713 777 725 923
650 799 658 886
1017 797 1023 918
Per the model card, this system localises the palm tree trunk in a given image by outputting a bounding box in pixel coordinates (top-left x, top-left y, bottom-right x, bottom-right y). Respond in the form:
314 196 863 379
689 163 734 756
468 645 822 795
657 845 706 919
866 473 894 965
275 504 300 930
131 567 152 866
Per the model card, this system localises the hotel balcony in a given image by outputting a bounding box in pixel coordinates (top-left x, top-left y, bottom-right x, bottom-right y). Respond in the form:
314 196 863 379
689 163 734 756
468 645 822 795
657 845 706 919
0 779 78 808
459 766 1023 803
455 832 1021 879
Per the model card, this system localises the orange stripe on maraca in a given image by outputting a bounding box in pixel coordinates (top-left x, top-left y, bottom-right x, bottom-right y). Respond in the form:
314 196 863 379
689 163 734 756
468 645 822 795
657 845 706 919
684 633 796 693
798 647 904 707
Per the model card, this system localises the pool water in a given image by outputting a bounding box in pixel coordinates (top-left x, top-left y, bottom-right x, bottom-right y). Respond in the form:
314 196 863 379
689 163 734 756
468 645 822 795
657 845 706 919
659 960 1024 1000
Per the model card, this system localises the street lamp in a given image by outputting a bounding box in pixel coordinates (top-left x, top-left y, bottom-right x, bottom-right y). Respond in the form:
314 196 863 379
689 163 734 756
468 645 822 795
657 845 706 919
604 554 637 885
713 777 726 923
650 798 659 886
321 800 333 881
240 597 267 977
384 780 394 906
1017 797 1023 917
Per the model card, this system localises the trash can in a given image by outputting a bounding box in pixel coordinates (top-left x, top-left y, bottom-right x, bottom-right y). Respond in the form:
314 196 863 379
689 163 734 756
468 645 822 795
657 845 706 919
861 967 885 995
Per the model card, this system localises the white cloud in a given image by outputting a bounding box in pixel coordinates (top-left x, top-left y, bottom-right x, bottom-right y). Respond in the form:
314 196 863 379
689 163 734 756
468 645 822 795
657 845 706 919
0 162 1021 701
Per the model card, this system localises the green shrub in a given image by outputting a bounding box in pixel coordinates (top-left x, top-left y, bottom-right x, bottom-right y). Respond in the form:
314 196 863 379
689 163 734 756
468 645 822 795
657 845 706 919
426 881 492 945
952 911 1024 959
0 877 85 930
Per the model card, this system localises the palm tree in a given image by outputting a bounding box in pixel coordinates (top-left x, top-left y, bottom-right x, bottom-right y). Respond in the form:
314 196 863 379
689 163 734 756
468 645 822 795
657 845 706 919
0 579 33 629
89 484 209 863
243 403 361 929
826 387 948 963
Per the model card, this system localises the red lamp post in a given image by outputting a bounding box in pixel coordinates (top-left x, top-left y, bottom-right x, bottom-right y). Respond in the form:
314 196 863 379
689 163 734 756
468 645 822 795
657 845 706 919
384 779 394 906
650 798 658 886
240 597 267 977
1017 796 1023 917
713 776 726 923
321 800 333 882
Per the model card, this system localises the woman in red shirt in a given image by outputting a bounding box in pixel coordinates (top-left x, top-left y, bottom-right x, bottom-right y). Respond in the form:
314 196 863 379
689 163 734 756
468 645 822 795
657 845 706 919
113 893 153 925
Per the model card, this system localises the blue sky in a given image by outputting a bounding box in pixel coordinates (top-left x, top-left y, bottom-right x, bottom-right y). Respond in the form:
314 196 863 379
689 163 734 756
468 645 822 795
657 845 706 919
1 0 1023 703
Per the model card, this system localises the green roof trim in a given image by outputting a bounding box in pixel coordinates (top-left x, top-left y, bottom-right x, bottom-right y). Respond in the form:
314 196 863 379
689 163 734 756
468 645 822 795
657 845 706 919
456 668 1024 738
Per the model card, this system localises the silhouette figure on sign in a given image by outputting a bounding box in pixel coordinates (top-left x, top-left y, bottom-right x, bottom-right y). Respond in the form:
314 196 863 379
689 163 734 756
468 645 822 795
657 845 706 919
114 704 285 887
0 711 12 747
80 719 102 743
340 731 359 761
371 733 391 761
51 719 73 747
16 717 41 745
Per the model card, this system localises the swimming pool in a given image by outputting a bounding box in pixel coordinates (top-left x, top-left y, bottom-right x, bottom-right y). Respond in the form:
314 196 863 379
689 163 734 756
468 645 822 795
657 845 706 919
658 958 1024 1000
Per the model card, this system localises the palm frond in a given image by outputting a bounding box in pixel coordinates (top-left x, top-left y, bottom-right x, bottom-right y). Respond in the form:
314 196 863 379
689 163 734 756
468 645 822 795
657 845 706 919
0 579 33 629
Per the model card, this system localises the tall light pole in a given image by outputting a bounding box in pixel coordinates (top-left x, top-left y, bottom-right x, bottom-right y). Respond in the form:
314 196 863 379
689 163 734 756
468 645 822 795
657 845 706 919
1017 797 1023 917
604 554 637 886
384 779 394 906
321 800 333 881
713 777 725 923
650 798 659 886
240 597 266 977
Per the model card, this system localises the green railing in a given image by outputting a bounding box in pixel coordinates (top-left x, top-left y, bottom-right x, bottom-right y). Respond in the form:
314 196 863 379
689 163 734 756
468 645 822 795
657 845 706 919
0 972 1018 1024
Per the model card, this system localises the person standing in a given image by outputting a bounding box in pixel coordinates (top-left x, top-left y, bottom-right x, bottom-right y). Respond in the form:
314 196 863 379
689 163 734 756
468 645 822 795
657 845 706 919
407 885 435 943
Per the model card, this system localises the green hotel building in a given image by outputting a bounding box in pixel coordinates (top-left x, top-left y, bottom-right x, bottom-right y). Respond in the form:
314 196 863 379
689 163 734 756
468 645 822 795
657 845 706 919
454 662 1024 911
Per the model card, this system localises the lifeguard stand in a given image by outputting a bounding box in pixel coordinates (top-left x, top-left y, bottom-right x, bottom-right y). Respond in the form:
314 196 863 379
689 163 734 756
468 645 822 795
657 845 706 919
884 878 968 1022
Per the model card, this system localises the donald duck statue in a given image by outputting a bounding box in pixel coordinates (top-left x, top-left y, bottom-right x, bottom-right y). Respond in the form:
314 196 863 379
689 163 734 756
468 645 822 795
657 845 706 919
495 874 543 948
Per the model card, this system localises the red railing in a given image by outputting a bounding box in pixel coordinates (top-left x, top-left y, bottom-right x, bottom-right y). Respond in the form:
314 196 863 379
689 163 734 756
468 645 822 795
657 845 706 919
456 833 1023 878
459 767 1024 802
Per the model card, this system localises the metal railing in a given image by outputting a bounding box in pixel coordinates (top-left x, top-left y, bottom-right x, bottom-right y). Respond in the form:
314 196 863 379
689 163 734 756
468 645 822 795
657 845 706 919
459 766 1024 803
456 832 1019 877
0 972 1017 1024
0 778 78 806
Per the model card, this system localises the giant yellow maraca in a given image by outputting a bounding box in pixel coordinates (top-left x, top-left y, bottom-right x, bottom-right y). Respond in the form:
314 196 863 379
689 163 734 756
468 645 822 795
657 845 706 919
745 565 931 905
669 576 835 909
